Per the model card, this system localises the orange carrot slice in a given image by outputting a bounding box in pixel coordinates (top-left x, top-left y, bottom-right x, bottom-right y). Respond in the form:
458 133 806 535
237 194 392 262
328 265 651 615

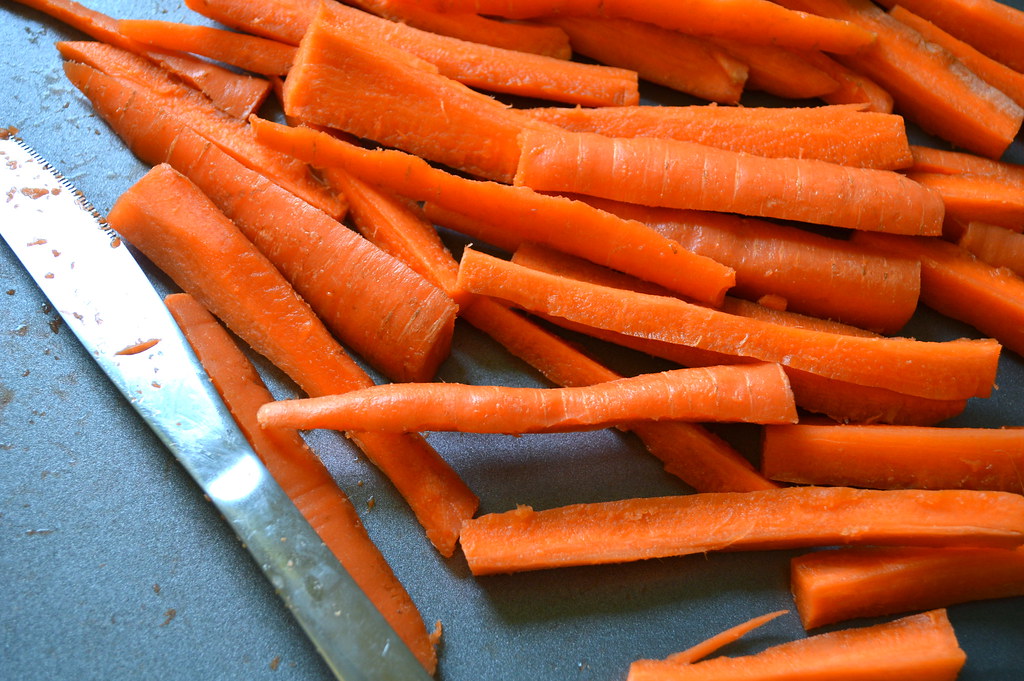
958 221 1024 276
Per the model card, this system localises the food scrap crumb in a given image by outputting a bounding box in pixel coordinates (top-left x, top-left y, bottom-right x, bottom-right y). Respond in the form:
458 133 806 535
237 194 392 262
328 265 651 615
26 238 47 246
153 583 161 594
115 338 160 356
367 496 376 510
44 273 54 279
110 235 121 248
0 126 17 140
269 656 281 672
48 318 62 334
429 620 443 647
51 249 60 257
20 187 50 200
5 289 13 295
160 608 176 627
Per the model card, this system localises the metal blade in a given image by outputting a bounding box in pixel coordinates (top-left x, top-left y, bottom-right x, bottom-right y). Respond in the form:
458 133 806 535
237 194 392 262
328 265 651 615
0 135 432 681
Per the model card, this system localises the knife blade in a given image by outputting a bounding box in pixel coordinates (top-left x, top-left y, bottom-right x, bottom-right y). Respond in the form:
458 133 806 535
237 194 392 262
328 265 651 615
0 135 433 681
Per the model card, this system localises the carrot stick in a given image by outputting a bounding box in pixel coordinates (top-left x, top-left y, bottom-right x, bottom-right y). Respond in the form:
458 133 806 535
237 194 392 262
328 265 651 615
798 49 895 112
775 0 1023 159
909 145 1024 182
59 42 344 218
905 171 1024 231
106 163 477 556
664 611 789 665
851 232 1024 357
250 117 737 306
163 293 438 674
11 0 271 118
958 221 1024 276
627 609 966 681
257 363 799 434
791 546 1024 629
523 104 913 170
117 19 297 76
710 40 842 100
458 486 1024 575
183 0 309 44
513 128 945 235
540 16 748 105
456 248 1001 401
762 424 1024 493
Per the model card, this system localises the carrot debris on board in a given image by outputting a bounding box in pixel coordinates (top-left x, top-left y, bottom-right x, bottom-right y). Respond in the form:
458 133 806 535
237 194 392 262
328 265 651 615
762 424 1024 493
852 231 1024 357
627 609 966 681
417 0 878 54
709 39 842 101
458 486 1024 575
775 0 1023 159
11 0 271 118
513 128 945 235
116 19 297 76
456 247 1001 401
257 363 799 434
904 171 1024 231
874 0 1024 72
164 293 438 674
661 611 789 666
958 221 1024 277
58 42 344 218
791 546 1024 629
524 104 913 170
250 117 737 306
105 163 477 556
540 16 748 105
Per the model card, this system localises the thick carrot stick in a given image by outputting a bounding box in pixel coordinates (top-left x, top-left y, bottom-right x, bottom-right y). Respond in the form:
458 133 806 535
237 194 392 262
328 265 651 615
852 231 1024 357
117 19 297 76
662 611 789 665
627 609 966 681
164 293 438 674
540 16 748 105
905 171 1024 231
762 424 1024 493
250 117 737 305
11 0 271 118
524 104 913 170
791 546 1024 629
459 486 1024 574
798 49 895 112
106 163 477 556
710 40 842 100
257 363 799 434
958 221 1024 276
456 248 1001 401
514 128 945 235
909 145 1024 181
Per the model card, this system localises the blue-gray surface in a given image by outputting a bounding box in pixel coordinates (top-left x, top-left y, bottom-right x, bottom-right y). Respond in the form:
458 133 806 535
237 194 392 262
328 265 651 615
1 1 1022 679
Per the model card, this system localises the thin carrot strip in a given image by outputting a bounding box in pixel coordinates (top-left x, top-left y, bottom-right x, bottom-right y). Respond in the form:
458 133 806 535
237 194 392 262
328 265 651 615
459 487 1024 575
257 363 799 434
664 611 789 665
183 0 308 44
524 104 913 170
164 293 438 674
791 546 1024 629
852 232 1024 357
798 49 895 112
762 424 1024 493
958 221 1024 276
250 117 737 306
905 171 1024 231
711 39 841 100
514 128 945 235
541 16 748 105
106 164 477 556
11 0 271 118
456 248 1001 400
909 145 1024 182
628 609 965 681
117 19 296 76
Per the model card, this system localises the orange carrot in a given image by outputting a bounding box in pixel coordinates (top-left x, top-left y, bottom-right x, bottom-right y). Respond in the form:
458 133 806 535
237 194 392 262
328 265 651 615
791 546 1024 629
164 293 438 674
908 145 1024 183
106 163 477 556
905 171 1024 231
183 0 309 44
540 16 748 104
798 49 895 112
711 39 842 100
762 424 1024 493
524 104 913 170
662 611 789 665
958 221 1024 276
11 0 271 117
513 128 945 235
458 486 1024 575
627 609 966 681
117 19 297 76
852 232 1024 357
257 363 799 434
456 247 1001 401
250 117 737 306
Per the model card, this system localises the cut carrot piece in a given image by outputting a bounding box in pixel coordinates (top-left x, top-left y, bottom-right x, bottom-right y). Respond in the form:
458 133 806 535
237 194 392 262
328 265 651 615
542 16 748 105
791 546 1024 629
514 128 945 235
183 0 309 44
664 611 789 665
164 293 438 674
711 40 841 100
250 117 737 306
12 0 270 117
905 171 1024 231
852 232 1024 357
456 248 1001 401
459 486 1024 574
799 49 895 112
762 424 1024 493
106 163 477 556
628 609 965 681
958 221 1024 276
909 145 1024 182
117 19 297 76
257 363 799 434
524 104 913 170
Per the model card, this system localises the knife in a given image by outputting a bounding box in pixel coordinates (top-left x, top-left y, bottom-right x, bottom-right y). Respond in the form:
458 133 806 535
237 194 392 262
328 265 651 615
0 135 433 681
